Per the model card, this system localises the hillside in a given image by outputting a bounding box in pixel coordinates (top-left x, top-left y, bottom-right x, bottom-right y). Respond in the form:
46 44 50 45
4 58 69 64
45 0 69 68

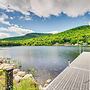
0 25 90 46
2 33 50 40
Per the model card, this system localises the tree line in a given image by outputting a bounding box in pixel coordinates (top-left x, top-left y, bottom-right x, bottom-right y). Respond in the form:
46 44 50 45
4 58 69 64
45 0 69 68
0 25 90 46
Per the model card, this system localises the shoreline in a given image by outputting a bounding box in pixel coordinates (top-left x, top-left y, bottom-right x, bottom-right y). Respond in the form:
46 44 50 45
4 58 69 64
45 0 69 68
0 57 40 90
0 45 90 47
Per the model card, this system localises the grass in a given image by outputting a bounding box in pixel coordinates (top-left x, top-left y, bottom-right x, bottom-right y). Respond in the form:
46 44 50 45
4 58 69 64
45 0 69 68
0 70 5 90
14 78 39 90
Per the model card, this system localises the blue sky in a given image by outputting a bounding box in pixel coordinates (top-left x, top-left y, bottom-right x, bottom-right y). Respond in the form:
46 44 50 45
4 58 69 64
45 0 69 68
0 0 90 38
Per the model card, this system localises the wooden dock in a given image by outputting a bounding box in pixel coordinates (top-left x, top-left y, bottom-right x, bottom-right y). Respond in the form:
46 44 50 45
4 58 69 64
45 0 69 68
44 52 90 90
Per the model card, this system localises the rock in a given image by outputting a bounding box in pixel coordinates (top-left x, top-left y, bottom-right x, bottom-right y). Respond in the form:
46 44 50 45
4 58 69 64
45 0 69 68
0 59 3 64
3 65 13 70
46 79 51 84
0 64 3 69
44 84 48 87
14 75 22 83
75 43 79 46
3 63 13 69
11 64 16 69
0 63 13 69
22 74 33 79
39 85 43 90
17 71 26 77
13 69 20 74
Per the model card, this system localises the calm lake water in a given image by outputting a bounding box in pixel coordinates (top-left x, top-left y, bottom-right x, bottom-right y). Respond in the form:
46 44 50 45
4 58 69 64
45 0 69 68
0 46 89 85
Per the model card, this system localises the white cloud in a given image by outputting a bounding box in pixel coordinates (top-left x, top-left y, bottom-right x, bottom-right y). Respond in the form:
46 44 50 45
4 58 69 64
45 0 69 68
20 15 31 20
0 13 10 25
0 25 34 38
0 32 10 38
0 0 30 15
47 31 59 34
10 17 13 20
7 25 34 35
6 9 14 13
0 0 90 17
88 22 90 25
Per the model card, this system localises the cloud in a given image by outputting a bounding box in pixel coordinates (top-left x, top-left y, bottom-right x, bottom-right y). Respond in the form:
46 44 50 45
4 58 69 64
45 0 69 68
6 9 14 13
0 25 34 38
0 32 10 38
7 25 34 35
47 31 59 34
0 13 10 25
20 15 31 20
0 0 30 15
88 22 90 25
10 16 14 20
0 0 90 17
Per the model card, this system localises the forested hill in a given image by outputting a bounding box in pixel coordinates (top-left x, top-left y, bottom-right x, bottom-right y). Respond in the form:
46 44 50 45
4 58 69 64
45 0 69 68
2 33 51 40
0 25 90 46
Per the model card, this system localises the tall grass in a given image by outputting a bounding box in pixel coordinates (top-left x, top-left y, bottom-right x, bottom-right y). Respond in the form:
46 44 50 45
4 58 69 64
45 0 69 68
14 78 39 90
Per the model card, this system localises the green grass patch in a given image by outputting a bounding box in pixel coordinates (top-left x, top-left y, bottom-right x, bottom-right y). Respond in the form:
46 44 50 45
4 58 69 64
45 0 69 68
14 78 39 90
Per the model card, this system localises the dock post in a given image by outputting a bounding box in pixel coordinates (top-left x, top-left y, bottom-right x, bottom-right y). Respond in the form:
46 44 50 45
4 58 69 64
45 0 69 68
79 44 82 54
68 60 70 67
5 68 13 90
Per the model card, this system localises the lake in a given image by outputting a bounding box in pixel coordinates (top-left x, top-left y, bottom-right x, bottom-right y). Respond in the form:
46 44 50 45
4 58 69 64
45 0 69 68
0 46 89 85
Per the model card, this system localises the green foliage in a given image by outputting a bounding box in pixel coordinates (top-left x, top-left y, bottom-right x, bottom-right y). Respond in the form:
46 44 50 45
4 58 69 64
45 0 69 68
0 25 90 46
2 33 51 41
0 71 5 90
0 41 21 46
14 79 39 90
0 70 4 76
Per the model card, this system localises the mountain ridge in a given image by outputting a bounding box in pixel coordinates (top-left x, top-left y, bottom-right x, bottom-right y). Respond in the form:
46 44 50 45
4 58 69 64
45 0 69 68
1 33 51 41
0 25 90 46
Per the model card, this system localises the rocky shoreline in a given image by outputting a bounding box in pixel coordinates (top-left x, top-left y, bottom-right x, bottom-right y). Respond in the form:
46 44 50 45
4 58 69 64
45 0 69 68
0 57 42 89
0 57 52 90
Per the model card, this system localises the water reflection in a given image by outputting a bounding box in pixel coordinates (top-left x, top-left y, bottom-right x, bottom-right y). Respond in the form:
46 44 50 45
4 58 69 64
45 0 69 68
0 46 85 85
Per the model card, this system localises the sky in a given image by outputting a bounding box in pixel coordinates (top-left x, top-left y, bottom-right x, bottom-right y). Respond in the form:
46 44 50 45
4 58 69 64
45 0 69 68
0 0 90 38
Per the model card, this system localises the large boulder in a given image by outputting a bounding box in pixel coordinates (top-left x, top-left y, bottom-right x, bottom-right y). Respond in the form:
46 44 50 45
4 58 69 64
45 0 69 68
0 59 3 64
0 63 13 69
22 74 33 79
14 75 22 83
11 64 17 69
17 71 26 77
44 84 48 87
46 79 51 84
4 64 13 69
0 64 4 69
13 69 20 74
